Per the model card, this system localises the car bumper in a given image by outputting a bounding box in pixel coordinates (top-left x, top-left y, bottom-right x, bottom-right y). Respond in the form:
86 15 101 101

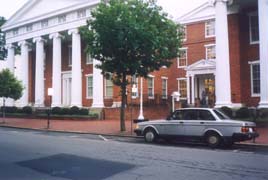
232 132 259 142
134 129 143 136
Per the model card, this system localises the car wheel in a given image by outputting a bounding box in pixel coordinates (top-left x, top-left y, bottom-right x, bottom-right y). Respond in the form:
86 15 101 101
144 129 157 143
206 132 222 148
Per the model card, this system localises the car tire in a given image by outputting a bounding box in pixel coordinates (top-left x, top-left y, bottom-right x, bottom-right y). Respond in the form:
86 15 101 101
206 132 222 148
144 128 157 143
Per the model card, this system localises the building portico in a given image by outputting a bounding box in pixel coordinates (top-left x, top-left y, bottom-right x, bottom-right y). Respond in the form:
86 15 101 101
2 0 104 108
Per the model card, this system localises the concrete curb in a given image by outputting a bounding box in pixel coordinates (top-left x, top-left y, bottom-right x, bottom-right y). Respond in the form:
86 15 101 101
0 124 142 139
1 125 267 147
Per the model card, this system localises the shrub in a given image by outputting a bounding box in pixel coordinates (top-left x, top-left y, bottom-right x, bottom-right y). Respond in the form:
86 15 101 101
1 106 18 113
79 108 89 115
257 108 268 119
61 108 71 115
235 107 250 119
51 107 62 115
22 106 33 114
220 106 233 118
70 106 80 115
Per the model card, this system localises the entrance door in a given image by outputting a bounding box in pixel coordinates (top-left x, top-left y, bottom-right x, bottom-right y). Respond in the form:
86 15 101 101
197 75 215 107
62 73 72 106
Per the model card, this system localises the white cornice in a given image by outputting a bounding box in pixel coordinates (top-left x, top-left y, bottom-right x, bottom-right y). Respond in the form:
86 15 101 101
2 0 100 31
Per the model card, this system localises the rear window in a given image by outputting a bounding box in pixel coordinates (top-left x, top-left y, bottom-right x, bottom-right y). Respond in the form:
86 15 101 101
213 109 230 120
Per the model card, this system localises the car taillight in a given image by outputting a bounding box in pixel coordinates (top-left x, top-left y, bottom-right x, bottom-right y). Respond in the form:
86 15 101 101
241 127 249 133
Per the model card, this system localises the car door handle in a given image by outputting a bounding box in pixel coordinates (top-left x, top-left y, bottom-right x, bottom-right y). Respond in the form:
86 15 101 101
179 122 184 124
200 122 205 124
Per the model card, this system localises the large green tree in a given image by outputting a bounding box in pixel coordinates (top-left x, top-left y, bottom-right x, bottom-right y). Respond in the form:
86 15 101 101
80 0 181 131
0 17 6 60
0 69 23 122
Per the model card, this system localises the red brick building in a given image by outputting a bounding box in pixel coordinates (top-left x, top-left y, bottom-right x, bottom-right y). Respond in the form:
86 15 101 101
1 0 268 118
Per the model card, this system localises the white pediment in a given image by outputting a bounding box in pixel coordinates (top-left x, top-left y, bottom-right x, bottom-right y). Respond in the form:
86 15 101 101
186 59 216 72
2 0 98 30
176 2 215 24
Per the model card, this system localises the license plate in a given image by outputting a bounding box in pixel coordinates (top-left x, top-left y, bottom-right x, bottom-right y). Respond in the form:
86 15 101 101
249 128 253 133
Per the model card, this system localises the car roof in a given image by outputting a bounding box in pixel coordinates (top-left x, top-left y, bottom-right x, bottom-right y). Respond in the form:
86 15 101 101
175 108 214 111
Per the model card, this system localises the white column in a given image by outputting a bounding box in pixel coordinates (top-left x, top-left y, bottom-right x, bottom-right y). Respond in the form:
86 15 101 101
92 59 104 108
6 44 15 73
214 0 232 107
258 0 268 108
138 77 144 119
191 75 195 105
5 44 15 106
68 29 82 107
33 37 45 107
18 41 30 106
49 33 62 107
186 75 191 104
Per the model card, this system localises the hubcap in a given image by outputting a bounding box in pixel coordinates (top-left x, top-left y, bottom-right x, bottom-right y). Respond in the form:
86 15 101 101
145 132 154 142
208 136 218 145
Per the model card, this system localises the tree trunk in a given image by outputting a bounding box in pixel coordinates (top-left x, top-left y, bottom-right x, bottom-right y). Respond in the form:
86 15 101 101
120 74 127 132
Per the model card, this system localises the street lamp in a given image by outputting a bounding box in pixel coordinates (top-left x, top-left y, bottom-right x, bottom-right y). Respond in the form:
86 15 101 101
47 88 53 129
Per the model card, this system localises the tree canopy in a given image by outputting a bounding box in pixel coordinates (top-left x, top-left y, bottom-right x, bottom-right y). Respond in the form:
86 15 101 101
0 69 23 100
80 0 182 131
0 17 6 60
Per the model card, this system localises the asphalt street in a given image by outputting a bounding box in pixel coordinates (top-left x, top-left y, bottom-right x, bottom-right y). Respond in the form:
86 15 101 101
0 127 267 180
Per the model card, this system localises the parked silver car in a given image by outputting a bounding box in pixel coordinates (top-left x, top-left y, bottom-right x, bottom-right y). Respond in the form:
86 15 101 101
134 108 259 148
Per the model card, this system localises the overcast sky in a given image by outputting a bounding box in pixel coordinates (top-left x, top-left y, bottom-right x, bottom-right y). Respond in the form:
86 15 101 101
0 0 207 20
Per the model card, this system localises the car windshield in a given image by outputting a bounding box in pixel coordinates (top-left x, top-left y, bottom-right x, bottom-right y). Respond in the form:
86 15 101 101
213 109 230 120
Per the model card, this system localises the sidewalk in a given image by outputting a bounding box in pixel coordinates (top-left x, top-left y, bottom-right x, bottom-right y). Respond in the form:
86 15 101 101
0 117 267 146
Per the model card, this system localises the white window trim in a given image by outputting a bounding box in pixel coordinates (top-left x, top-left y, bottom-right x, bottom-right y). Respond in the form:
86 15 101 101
177 47 188 68
104 77 113 99
177 78 187 100
86 53 93 65
205 44 216 60
249 60 260 97
205 19 215 38
161 77 168 99
148 76 155 99
86 74 93 99
248 12 259 45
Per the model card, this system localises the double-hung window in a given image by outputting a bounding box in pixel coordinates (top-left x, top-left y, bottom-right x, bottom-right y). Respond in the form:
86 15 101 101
205 20 215 37
162 78 168 99
68 45 72 66
148 76 154 99
178 78 187 99
249 13 259 44
131 75 139 98
86 53 93 64
178 48 187 68
249 61 260 96
205 44 216 59
105 76 113 98
86 75 93 98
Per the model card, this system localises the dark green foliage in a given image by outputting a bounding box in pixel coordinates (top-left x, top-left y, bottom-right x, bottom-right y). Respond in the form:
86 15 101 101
220 106 233 118
79 108 89 115
0 69 24 100
257 108 268 119
1 106 18 113
70 106 80 115
236 107 250 119
22 106 32 114
61 108 71 115
0 17 6 60
51 107 62 115
80 0 181 131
